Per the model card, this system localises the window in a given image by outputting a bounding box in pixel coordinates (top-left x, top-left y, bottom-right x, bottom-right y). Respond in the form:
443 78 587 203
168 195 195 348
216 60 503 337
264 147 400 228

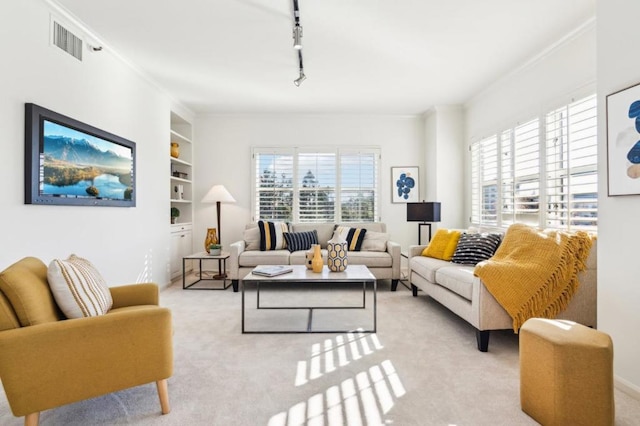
545 95 598 230
470 94 597 231
252 147 380 223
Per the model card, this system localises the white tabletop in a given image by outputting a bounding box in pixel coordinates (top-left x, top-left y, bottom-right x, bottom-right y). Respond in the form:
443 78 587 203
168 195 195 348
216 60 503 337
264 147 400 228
243 265 375 282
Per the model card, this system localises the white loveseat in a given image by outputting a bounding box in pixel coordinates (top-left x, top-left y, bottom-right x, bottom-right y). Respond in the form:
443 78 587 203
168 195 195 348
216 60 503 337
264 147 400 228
229 222 401 292
408 237 597 352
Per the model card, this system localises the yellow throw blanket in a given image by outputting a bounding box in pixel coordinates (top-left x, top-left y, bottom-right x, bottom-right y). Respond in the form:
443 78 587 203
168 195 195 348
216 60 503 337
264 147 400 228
474 223 594 332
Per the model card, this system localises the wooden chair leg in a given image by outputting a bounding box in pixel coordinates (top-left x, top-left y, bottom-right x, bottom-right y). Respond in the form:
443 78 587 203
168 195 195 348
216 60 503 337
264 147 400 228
156 379 171 414
24 412 39 426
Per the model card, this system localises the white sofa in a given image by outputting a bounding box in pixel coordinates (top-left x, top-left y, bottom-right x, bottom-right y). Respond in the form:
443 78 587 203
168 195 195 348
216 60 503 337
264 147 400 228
408 239 597 352
229 222 401 292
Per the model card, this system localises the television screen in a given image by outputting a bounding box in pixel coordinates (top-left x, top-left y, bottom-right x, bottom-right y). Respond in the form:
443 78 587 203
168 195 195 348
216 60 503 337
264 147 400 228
25 103 136 207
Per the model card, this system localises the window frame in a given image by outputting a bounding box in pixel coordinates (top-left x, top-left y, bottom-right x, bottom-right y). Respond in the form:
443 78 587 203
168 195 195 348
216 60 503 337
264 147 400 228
251 146 381 223
470 93 597 232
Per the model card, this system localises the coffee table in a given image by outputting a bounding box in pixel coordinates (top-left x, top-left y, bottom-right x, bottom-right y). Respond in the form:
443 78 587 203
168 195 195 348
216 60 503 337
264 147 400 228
241 265 376 334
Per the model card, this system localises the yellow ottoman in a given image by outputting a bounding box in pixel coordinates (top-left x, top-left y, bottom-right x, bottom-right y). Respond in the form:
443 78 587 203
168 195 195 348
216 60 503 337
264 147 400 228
520 318 614 426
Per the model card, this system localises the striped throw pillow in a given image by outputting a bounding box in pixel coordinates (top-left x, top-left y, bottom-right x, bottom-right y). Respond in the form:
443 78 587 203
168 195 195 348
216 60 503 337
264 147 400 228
333 226 367 251
258 220 289 251
451 233 502 265
47 254 113 319
283 230 319 252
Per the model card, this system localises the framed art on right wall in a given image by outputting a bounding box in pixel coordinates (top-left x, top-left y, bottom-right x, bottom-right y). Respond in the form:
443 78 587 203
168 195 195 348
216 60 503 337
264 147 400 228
607 81 640 196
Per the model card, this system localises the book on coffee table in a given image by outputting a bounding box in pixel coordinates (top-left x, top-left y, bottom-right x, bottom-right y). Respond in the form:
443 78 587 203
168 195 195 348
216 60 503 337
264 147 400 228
252 265 294 277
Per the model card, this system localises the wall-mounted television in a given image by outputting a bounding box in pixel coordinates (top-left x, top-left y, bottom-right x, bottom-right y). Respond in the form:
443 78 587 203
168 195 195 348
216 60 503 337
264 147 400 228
25 103 136 207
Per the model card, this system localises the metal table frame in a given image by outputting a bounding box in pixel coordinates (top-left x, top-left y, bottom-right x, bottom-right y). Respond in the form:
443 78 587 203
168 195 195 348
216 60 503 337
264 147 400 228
241 265 376 334
182 252 231 290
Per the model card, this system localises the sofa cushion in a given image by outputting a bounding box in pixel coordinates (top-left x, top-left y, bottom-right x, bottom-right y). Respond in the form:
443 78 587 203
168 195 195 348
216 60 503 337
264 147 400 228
451 233 502 265
334 226 367 251
0 257 63 327
409 256 450 282
239 250 291 267
435 265 477 301
244 227 261 251
258 221 289 251
290 223 334 247
290 249 327 265
422 229 461 261
283 230 319 252
47 255 113 319
346 251 392 267
361 231 389 252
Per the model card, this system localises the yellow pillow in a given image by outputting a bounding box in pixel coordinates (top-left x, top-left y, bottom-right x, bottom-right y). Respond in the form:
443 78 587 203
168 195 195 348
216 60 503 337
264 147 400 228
421 229 462 261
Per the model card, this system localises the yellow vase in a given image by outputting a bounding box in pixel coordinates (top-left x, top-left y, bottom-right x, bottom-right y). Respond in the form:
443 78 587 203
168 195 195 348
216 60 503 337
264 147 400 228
311 244 323 273
204 228 218 253
170 142 180 158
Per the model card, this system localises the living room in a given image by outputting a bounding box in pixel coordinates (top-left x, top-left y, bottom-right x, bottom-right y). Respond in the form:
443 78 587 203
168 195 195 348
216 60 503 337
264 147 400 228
1 0 639 424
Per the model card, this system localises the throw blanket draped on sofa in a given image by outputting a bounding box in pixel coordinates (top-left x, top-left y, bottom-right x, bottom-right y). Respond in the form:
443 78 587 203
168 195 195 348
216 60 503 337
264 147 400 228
474 223 594 332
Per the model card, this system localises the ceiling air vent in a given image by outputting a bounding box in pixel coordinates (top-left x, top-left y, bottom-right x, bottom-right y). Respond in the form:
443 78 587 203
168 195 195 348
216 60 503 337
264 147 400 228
52 20 83 61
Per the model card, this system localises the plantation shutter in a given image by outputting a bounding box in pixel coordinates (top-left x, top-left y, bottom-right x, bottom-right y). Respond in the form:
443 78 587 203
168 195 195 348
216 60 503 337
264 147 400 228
339 149 379 222
253 148 294 221
545 94 598 230
297 150 336 222
513 118 540 225
471 135 498 225
500 129 515 225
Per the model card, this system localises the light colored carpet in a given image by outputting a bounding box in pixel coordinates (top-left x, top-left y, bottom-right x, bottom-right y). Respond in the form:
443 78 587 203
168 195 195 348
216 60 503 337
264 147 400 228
1 277 640 425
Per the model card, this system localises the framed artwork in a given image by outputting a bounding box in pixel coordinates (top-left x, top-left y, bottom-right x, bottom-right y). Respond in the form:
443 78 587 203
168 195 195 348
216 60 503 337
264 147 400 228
607 81 640 196
391 166 419 203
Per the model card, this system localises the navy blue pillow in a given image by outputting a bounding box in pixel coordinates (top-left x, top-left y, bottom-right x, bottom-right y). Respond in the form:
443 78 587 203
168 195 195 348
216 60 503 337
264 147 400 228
283 230 319 252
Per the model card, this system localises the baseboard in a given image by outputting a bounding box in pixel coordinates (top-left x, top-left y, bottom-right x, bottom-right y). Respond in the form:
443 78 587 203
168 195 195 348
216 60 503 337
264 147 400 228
615 375 640 401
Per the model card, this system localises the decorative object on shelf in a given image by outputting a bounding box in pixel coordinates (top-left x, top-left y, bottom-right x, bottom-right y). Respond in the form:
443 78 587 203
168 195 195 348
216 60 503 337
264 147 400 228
174 184 184 200
170 207 180 224
327 234 348 272
606 80 640 196
172 171 188 179
201 184 236 244
311 244 323 273
391 166 419 203
407 201 442 244
208 244 222 256
204 228 218 253
170 142 180 158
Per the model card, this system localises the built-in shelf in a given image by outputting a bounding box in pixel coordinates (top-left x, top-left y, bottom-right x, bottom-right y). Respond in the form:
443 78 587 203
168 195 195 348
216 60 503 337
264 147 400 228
170 111 194 279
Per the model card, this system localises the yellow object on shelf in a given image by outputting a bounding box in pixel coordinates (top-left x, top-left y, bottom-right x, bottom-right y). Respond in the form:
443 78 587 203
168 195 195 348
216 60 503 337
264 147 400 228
170 142 180 158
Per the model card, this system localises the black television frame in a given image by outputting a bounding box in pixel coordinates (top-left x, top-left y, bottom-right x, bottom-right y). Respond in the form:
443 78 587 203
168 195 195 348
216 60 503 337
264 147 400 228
25 103 136 207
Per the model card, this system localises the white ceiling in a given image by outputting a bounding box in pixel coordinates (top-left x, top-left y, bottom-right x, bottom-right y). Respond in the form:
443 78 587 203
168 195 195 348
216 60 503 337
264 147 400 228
54 0 595 115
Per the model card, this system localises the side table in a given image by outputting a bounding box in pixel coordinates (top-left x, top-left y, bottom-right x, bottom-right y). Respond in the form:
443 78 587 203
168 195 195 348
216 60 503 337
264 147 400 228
182 252 231 290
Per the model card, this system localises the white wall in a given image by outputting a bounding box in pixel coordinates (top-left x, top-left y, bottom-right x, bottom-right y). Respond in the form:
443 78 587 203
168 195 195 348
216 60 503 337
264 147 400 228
424 106 465 230
465 22 596 142
0 0 174 286
597 0 640 395
193 114 425 251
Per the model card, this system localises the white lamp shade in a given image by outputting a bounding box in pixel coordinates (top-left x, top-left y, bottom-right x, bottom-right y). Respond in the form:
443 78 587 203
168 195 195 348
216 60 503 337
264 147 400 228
201 185 236 203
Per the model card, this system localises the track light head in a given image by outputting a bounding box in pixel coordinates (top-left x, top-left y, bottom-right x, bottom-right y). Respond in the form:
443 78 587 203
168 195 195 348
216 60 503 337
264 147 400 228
294 72 306 87
293 25 303 49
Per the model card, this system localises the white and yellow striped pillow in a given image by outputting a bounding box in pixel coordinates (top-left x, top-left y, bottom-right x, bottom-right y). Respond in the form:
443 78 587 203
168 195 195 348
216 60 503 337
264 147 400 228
47 254 113 318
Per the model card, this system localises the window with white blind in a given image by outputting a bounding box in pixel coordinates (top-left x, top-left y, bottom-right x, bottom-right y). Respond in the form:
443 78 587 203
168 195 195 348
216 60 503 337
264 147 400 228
252 147 380 223
545 95 598 230
470 93 597 231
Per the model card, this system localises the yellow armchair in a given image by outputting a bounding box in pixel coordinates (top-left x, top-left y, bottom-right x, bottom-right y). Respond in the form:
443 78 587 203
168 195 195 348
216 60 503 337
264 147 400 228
0 257 173 426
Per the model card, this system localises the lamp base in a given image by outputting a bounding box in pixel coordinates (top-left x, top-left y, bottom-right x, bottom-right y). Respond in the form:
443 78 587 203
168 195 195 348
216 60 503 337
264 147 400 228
418 223 432 245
